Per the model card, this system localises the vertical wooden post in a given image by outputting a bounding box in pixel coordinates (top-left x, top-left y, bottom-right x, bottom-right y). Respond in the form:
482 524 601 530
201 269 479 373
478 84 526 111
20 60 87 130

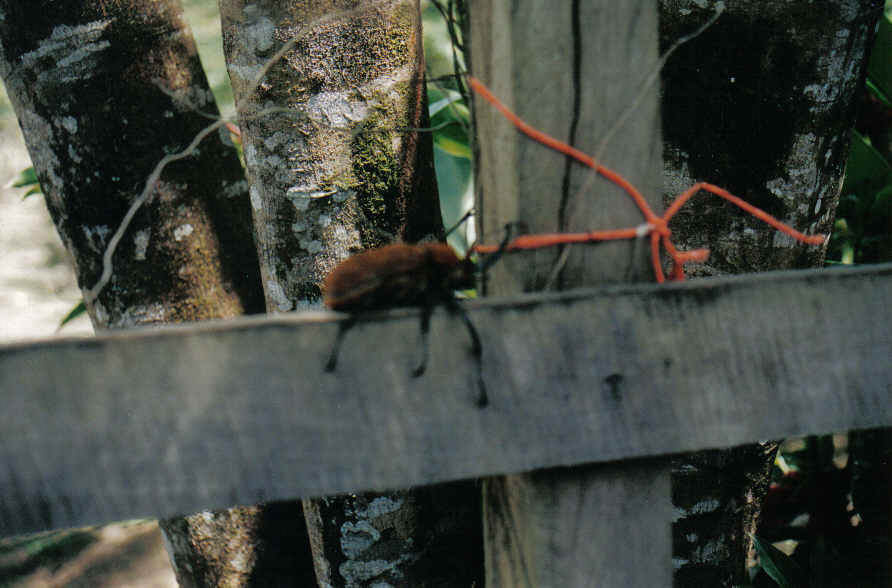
467 1 671 585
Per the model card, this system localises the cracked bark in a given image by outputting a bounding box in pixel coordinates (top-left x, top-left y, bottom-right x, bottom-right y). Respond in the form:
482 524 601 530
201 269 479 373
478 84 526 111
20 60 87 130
660 1 883 585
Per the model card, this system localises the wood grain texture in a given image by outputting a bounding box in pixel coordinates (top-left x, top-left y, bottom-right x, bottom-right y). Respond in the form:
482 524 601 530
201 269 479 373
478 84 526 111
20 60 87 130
484 461 670 587
468 0 667 584
1 263 890 537
468 0 661 292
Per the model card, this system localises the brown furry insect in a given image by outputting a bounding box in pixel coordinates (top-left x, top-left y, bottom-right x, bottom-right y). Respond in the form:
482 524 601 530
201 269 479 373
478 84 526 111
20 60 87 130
324 206 532 406
323 241 488 406
324 243 476 311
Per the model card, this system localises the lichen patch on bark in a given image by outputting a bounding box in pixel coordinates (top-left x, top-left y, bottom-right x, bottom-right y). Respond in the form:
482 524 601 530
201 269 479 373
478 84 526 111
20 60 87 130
661 0 875 276
222 0 438 310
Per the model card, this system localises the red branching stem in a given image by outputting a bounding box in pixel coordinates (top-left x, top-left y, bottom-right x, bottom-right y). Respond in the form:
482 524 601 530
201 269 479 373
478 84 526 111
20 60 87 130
468 76 659 224
467 77 826 283
473 227 643 253
663 182 827 246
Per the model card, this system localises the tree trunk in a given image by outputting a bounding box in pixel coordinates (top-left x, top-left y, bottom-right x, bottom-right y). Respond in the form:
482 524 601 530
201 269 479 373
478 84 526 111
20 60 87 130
160 501 317 586
0 1 298 585
0 0 263 327
216 1 481 586
219 0 441 310
301 482 483 588
659 1 883 585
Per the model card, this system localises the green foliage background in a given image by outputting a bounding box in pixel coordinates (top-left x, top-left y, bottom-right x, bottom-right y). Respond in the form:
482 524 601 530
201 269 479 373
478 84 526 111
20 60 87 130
828 5 892 265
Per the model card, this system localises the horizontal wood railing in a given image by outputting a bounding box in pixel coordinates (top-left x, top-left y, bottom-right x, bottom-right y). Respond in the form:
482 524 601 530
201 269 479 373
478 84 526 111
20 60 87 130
1 262 891 537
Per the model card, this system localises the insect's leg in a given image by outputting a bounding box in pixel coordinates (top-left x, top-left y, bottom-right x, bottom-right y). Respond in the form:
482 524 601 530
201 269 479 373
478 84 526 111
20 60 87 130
445 297 487 407
412 304 433 377
325 316 357 372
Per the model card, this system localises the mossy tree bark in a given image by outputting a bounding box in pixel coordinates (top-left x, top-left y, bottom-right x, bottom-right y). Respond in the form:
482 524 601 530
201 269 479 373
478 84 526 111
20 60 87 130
219 0 441 310
0 1 291 584
217 1 481 586
659 1 883 585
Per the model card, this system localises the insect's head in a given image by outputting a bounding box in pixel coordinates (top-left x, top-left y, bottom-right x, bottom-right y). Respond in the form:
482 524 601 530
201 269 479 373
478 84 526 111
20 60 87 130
448 255 478 291
442 211 525 291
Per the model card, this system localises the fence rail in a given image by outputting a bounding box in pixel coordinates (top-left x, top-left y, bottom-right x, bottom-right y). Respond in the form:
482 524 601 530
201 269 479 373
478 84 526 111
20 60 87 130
2 262 890 537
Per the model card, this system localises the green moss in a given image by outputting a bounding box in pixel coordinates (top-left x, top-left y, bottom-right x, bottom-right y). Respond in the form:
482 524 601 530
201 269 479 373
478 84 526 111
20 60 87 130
351 120 398 219
347 72 417 229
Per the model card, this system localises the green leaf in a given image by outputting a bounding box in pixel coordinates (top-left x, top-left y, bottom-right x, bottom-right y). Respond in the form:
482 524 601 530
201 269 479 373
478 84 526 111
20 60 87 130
433 123 471 159
429 90 464 117
429 91 470 159
866 78 892 110
429 89 469 126
58 301 86 329
753 535 801 588
867 13 892 106
869 183 892 224
22 185 43 199
841 130 892 196
434 144 473 251
8 166 39 188
431 97 469 125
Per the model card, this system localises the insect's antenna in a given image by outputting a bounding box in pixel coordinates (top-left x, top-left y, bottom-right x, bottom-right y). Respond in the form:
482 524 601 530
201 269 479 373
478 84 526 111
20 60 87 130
476 222 522 275
444 208 475 238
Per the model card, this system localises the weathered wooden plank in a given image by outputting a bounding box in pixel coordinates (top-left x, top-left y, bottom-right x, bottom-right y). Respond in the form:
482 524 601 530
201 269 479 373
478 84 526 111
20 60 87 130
468 0 667 584
1 263 891 537
484 460 671 587
469 0 661 291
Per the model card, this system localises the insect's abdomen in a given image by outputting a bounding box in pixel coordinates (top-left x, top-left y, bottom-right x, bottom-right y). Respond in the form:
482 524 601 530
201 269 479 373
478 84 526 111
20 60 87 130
323 243 464 311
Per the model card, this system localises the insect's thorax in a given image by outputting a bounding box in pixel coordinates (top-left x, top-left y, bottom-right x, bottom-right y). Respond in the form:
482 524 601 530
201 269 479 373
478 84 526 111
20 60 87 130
444 256 476 292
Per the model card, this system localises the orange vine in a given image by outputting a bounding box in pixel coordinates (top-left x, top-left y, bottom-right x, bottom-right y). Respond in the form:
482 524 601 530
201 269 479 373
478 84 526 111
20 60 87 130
467 76 826 283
